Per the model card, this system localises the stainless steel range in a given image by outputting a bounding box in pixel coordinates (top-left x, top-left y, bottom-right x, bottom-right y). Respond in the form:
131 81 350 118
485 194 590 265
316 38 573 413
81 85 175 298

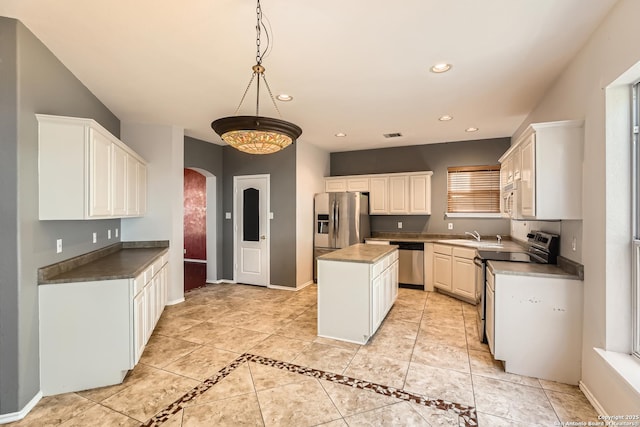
474 231 560 343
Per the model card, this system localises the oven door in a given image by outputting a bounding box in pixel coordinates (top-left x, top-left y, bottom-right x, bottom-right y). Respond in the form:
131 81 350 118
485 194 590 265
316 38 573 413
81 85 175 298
474 256 487 343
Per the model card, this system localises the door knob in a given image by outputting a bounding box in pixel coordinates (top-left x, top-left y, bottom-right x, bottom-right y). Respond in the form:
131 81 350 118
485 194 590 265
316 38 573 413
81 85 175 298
260 235 266 240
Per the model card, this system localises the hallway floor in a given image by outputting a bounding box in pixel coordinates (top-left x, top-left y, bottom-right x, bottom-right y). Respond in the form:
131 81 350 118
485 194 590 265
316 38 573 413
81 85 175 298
11 284 598 426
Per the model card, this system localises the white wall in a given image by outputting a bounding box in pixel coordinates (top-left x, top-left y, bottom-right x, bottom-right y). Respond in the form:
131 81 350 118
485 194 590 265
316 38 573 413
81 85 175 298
120 123 185 304
515 0 640 414
296 142 330 287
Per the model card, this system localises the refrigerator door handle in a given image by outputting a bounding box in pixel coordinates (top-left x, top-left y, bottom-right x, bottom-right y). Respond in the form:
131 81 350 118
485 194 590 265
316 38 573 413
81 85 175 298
331 199 337 247
334 202 340 240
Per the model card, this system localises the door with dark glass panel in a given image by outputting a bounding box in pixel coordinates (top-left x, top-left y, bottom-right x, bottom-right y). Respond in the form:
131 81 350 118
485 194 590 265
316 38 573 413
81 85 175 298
234 175 269 286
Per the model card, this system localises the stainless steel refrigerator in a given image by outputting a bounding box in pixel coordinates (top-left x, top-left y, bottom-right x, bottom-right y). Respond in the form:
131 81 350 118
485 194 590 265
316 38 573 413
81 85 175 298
313 192 371 281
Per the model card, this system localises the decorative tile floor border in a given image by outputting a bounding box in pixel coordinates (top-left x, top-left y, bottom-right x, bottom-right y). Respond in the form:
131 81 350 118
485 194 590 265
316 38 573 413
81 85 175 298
142 353 478 427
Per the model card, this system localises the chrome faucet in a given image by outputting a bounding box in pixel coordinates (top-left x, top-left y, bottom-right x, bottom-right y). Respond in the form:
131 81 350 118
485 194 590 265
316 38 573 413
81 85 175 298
465 230 481 241
497 234 502 244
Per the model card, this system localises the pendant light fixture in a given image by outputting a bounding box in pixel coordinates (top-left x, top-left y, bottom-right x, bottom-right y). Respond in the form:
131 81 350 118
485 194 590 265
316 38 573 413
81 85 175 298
211 0 302 155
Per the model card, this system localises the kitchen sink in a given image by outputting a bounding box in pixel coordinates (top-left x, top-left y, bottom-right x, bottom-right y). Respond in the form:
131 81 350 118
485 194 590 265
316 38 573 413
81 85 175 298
436 239 504 249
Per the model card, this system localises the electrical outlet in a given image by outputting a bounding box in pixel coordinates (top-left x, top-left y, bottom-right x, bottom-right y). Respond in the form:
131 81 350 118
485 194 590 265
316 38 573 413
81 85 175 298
115 228 119 238
572 236 577 251
56 239 62 254
397 221 403 229
448 223 453 230
108 229 112 239
92 232 97 243
225 212 231 219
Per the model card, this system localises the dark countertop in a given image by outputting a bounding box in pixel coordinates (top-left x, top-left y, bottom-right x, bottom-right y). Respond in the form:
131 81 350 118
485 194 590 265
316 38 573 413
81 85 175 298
39 241 169 285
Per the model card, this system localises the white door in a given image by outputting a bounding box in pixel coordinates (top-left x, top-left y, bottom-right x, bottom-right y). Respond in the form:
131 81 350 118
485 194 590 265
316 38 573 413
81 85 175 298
234 175 269 286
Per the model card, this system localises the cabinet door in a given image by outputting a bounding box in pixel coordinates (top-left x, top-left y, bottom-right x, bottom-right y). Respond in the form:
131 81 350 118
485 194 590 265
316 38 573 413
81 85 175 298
391 260 399 303
520 135 536 217
137 162 148 216
133 291 146 365
372 275 383 331
433 253 452 291
369 176 389 214
144 283 155 341
347 177 370 192
409 174 431 214
325 179 347 192
388 175 409 214
126 155 139 216
486 272 495 355
112 144 128 216
452 256 475 300
88 129 112 217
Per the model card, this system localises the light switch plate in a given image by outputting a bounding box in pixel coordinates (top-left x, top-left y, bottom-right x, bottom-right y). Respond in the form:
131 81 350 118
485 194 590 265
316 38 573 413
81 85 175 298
448 223 454 230
56 239 62 254
115 228 119 238
108 229 112 239
92 232 97 243
269 212 274 219
397 221 403 229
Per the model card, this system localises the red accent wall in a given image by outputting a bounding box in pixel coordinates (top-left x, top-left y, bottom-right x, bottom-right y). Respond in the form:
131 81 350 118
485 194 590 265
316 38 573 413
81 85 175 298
184 169 206 260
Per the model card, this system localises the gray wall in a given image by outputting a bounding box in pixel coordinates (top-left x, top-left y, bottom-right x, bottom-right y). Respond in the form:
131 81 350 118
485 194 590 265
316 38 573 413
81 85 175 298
0 18 122 414
222 145 297 287
330 138 511 236
184 136 224 280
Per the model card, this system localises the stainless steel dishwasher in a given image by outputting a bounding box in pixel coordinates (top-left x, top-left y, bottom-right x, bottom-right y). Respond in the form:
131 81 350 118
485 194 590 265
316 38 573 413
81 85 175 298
390 241 424 289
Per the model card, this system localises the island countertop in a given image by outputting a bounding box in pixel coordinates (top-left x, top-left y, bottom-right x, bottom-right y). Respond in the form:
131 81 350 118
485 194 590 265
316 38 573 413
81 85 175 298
317 243 398 264
38 241 169 284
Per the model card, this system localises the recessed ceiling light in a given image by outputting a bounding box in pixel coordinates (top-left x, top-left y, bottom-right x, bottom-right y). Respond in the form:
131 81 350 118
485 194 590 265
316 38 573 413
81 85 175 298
430 63 452 73
465 127 479 132
439 115 453 121
276 94 293 101
335 132 347 137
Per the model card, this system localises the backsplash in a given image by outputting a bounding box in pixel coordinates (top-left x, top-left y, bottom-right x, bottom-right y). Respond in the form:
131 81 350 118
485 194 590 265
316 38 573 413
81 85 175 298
510 220 561 243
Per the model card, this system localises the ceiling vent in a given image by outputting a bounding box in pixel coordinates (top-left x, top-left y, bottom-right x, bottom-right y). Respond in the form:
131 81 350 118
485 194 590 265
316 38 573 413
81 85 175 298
383 132 403 138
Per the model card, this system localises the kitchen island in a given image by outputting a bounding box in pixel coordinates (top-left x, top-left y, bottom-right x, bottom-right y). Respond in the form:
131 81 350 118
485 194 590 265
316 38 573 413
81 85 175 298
317 243 398 344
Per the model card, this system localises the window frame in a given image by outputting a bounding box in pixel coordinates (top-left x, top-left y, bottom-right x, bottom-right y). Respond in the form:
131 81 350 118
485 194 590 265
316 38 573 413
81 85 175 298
445 165 502 218
632 81 640 359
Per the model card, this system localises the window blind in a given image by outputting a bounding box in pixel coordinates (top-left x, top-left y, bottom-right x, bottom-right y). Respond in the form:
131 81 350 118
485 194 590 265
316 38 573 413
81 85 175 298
447 165 501 213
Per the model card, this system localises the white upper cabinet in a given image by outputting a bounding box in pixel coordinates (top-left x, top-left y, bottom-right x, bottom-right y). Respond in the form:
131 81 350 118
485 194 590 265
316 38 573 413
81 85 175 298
37 114 148 220
388 175 409 214
369 176 389 214
324 176 370 193
409 174 432 214
326 172 432 215
502 120 584 220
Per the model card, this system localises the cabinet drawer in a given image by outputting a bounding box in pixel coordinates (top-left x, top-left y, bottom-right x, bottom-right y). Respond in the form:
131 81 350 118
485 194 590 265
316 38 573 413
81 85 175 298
452 247 476 259
372 260 384 278
433 244 453 255
133 272 145 296
151 258 163 277
161 252 169 266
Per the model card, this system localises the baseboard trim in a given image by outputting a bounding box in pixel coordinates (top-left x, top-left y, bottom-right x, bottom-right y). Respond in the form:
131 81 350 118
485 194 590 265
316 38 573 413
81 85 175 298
209 279 236 284
267 284 298 291
579 381 607 416
0 391 42 425
166 297 185 306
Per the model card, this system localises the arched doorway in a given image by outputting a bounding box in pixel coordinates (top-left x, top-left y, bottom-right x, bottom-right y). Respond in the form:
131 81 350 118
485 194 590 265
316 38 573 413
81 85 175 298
183 168 217 291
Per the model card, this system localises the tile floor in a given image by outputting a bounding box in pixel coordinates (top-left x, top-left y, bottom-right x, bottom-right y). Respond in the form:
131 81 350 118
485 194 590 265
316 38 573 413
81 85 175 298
9 283 600 426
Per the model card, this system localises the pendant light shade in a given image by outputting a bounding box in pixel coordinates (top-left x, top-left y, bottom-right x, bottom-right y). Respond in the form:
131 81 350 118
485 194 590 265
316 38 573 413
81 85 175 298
211 116 302 155
211 0 302 155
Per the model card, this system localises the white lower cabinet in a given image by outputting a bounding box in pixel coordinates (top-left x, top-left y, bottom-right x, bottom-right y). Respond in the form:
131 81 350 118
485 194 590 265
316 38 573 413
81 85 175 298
318 250 399 344
433 244 477 303
39 252 169 395
491 268 583 384
485 269 495 355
